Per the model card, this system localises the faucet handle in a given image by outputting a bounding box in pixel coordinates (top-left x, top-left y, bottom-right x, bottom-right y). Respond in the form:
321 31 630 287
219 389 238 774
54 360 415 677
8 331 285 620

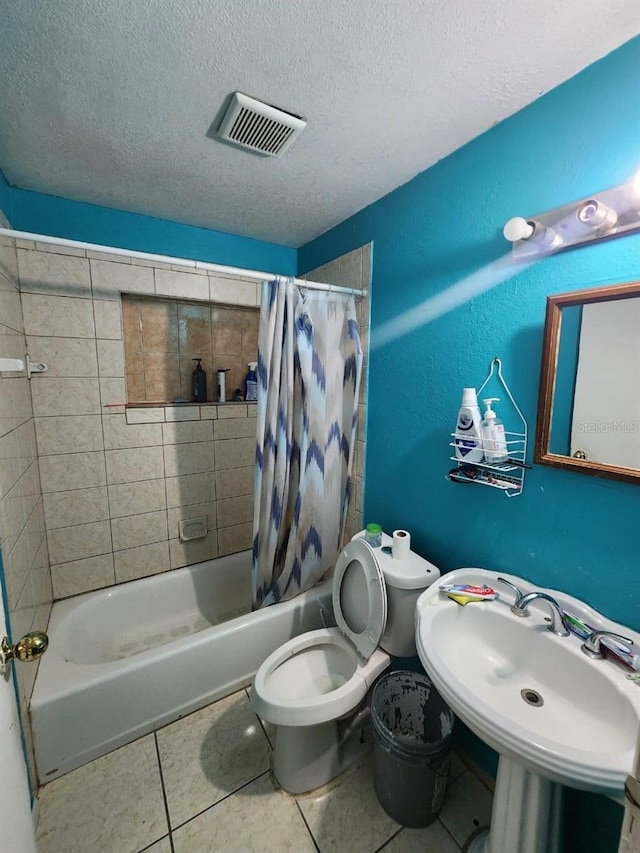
581 630 633 660
497 577 527 606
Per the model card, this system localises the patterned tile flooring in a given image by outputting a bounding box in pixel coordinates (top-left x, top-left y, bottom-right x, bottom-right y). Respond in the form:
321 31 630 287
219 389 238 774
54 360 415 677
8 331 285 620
36 688 493 852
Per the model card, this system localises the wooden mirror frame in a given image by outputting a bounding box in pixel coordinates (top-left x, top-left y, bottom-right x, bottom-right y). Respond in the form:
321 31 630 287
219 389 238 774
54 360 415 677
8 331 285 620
534 280 640 484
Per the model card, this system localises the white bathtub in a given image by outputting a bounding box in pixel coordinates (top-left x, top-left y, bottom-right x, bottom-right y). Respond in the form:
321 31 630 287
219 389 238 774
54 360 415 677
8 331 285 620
31 550 331 781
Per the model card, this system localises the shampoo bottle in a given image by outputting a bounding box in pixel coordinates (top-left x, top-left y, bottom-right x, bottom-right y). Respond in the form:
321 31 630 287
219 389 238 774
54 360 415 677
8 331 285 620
217 368 230 403
454 388 483 462
480 398 508 463
244 362 258 402
191 358 207 403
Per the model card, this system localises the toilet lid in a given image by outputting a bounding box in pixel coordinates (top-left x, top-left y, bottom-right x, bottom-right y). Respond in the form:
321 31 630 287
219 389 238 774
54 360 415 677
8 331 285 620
332 539 387 660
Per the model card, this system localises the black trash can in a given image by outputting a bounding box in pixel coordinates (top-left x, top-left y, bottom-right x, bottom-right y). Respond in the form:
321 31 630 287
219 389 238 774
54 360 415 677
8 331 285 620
370 670 455 828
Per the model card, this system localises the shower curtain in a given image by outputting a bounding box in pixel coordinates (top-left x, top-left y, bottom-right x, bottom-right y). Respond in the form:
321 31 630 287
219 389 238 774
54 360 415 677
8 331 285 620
252 278 362 609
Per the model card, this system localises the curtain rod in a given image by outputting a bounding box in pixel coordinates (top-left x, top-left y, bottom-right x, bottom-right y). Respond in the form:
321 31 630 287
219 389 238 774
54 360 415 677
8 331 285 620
0 228 367 298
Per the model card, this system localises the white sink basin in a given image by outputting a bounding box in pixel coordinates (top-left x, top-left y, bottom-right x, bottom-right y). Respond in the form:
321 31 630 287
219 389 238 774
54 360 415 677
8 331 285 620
416 568 640 852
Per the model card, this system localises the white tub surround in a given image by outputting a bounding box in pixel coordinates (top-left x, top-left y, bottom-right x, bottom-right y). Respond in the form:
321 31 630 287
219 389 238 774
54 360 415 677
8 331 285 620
31 551 331 780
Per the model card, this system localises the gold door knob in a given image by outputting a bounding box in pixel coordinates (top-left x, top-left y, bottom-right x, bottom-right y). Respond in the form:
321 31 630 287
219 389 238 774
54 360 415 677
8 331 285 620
0 631 48 675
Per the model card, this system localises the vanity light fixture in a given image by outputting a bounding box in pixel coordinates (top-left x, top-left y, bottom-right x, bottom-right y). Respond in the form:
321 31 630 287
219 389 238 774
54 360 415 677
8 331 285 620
503 169 640 259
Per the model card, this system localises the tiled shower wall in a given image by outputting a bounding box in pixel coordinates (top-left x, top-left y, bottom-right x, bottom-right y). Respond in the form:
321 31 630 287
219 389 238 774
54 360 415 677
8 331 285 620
302 243 371 544
13 238 370 601
0 222 52 793
17 240 261 599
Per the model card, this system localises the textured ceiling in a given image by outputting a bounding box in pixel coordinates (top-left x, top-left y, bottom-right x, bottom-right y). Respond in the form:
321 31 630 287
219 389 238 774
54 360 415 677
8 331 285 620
1 1 638 247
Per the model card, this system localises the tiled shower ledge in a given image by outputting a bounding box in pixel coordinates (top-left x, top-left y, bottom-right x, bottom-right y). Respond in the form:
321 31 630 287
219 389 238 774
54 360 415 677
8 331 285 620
125 402 257 424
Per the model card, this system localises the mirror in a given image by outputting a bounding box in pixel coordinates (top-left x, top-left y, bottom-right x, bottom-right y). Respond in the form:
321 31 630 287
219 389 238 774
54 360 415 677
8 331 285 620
535 280 640 483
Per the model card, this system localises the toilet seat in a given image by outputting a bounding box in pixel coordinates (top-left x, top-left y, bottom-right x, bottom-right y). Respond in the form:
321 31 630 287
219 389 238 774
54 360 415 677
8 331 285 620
332 539 387 660
251 541 391 727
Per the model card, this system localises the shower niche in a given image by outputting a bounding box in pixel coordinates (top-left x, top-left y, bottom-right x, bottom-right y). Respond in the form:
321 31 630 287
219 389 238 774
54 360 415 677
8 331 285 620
121 294 259 406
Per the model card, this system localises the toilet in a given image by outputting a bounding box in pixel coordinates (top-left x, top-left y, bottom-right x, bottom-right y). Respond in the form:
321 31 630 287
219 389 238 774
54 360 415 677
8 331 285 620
250 531 440 794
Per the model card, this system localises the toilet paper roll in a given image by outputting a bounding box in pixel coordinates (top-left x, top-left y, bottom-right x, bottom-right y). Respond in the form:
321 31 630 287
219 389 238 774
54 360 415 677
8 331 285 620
392 529 411 560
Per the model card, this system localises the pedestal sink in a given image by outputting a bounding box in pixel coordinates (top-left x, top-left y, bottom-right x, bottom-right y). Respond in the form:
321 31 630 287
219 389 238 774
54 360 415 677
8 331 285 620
415 568 640 853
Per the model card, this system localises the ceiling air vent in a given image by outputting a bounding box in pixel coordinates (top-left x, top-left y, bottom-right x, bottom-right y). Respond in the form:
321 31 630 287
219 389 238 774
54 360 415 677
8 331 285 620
216 92 306 158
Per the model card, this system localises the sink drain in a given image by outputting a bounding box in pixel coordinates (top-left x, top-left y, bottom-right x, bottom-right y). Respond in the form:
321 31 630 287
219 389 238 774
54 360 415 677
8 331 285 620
521 688 544 707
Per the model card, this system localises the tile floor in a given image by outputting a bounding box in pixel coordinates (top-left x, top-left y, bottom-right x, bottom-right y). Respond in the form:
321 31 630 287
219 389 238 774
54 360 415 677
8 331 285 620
36 688 493 853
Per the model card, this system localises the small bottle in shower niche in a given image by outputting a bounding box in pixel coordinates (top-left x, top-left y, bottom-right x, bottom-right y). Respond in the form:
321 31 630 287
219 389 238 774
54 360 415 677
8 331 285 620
192 358 207 403
245 362 258 401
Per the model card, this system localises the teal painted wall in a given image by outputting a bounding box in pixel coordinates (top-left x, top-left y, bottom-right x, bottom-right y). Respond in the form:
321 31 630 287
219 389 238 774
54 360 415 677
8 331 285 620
0 178 296 274
300 36 640 630
0 170 12 221
299 37 640 851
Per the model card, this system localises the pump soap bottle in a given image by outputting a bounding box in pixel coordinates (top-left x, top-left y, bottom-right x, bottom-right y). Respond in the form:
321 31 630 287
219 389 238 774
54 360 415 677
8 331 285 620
192 358 207 403
480 398 508 463
454 388 483 462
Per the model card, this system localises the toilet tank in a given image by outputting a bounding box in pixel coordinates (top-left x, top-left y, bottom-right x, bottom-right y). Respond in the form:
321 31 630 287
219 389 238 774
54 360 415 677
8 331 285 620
377 536 441 657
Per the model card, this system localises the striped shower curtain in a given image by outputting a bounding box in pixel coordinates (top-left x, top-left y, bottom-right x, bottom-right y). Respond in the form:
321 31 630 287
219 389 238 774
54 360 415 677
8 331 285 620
252 278 362 609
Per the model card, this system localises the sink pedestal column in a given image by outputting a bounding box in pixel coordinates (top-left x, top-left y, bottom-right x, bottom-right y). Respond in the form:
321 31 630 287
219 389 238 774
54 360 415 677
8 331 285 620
467 756 562 853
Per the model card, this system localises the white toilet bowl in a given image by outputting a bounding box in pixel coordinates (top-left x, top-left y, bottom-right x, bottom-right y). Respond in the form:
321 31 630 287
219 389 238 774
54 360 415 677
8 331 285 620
251 533 440 794
252 627 390 727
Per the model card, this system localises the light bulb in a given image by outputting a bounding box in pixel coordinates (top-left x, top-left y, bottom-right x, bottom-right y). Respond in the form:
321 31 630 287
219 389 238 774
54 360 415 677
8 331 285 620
503 217 535 242
503 217 559 250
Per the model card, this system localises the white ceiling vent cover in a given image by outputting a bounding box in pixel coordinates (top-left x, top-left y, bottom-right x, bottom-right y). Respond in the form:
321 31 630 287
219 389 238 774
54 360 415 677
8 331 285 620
217 93 306 157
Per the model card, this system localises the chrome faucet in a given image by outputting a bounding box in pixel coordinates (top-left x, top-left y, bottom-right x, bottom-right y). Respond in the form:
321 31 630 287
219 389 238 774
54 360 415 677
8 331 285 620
581 630 633 660
497 577 528 612
510 591 570 637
